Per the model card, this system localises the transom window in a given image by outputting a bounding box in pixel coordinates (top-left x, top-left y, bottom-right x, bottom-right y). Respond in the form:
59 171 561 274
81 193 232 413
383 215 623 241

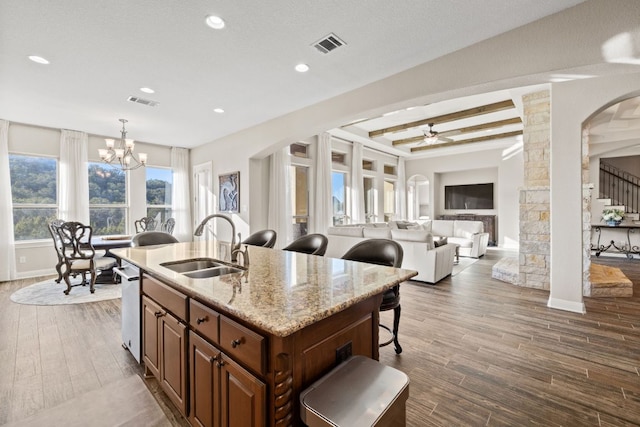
9 154 58 240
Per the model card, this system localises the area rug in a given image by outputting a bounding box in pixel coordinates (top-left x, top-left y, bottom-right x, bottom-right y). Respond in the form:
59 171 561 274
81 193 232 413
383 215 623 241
452 257 479 276
3 375 171 427
10 277 121 305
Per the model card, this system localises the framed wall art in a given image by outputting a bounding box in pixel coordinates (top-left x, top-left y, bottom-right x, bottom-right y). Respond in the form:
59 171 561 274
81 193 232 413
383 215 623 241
218 171 239 213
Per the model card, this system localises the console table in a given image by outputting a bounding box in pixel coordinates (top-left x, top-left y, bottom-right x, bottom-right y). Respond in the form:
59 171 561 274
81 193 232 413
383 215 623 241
439 214 497 246
591 223 640 259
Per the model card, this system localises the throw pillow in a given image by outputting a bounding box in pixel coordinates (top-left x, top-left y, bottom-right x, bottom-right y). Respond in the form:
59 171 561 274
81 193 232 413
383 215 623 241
434 237 448 247
406 224 423 230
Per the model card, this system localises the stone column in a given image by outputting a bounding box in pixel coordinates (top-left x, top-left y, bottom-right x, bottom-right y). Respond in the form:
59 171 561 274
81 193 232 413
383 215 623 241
519 91 551 290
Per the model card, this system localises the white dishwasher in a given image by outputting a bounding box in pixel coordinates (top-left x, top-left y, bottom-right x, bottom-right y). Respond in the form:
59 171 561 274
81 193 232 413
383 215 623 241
113 264 141 363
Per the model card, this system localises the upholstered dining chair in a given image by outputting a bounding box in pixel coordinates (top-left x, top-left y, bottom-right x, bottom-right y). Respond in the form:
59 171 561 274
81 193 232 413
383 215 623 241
48 219 67 283
341 238 405 354
283 233 328 256
56 221 118 295
132 231 179 247
160 218 175 234
134 216 157 233
242 229 277 248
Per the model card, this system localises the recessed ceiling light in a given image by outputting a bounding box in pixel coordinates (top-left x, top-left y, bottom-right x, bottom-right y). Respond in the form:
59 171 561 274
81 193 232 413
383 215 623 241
295 63 309 73
214 108 225 114
140 87 155 94
28 55 49 64
205 15 225 29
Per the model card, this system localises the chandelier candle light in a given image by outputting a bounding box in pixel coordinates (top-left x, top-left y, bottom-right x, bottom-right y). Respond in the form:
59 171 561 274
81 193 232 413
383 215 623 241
98 119 147 170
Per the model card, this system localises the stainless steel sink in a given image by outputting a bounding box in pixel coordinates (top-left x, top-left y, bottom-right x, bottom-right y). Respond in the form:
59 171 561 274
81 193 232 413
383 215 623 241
183 266 244 279
160 258 225 273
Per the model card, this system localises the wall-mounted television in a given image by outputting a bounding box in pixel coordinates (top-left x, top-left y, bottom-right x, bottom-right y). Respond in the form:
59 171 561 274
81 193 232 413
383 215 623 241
445 183 494 209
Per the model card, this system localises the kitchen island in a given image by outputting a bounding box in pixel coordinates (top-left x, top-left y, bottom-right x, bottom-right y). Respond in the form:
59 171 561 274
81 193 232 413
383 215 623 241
112 240 417 427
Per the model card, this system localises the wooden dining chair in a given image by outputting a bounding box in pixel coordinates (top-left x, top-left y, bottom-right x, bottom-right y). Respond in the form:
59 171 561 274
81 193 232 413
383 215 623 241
134 216 157 233
48 219 67 283
56 221 118 295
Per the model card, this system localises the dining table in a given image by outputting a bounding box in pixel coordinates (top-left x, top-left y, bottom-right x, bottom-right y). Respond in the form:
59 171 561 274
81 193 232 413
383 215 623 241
91 235 133 283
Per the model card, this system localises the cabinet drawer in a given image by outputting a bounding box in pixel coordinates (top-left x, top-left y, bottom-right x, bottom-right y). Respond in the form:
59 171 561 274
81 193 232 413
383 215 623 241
142 274 188 320
220 316 266 375
190 299 220 344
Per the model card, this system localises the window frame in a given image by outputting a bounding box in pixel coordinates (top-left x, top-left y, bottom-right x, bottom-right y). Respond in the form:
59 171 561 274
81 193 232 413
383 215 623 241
9 153 59 242
88 161 129 236
145 166 173 227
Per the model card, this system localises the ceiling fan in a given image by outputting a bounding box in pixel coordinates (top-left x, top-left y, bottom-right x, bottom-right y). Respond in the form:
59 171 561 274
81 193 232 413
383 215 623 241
419 123 452 145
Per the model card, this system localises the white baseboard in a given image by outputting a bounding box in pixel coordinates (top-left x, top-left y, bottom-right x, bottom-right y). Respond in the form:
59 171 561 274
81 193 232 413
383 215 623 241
16 268 56 280
547 297 586 314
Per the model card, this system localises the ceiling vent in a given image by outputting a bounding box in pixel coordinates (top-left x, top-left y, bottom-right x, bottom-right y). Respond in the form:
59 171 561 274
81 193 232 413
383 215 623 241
312 33 346 54
127 96 159 107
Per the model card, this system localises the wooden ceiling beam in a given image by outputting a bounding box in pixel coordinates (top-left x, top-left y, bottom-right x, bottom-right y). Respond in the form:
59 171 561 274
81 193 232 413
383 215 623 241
369 99 515 138
410 130 523 152
392 117 522 146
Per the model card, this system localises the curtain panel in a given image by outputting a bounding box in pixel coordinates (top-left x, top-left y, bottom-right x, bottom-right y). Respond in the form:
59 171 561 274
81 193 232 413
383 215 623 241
171 147 193 242
312 133 333 234
59 130 90 223
0 120 17 281
267 147 292 248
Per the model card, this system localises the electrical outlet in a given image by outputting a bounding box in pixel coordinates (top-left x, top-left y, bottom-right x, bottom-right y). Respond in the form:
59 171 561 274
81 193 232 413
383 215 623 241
336 341 352 364
19 256 26 264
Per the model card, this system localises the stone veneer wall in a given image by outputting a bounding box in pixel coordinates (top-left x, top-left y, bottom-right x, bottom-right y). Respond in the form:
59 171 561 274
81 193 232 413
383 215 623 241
519 91 551 290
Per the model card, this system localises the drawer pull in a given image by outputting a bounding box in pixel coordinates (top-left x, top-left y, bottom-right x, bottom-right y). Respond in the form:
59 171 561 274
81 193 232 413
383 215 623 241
196 316 208 325
154 311 165 318
231 338 242 348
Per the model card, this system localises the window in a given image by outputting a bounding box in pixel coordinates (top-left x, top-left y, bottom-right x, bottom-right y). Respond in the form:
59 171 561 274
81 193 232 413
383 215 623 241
290 165 309 239
383 180 396 222
9 154 58 240
332 151 346 165
332 171 348 225
363 176 377 223
384 164 396 175
88 163 127 235
362 159 374 171
290 143 309 159
146 167 173 226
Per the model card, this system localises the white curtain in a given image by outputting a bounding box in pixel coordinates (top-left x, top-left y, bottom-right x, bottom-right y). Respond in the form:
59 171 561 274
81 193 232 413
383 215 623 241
396 157 407 220
59 130 89 223
267 147 291 249
350 141 364 223
0 120 17 281
313 132 333 234
171 147 193 242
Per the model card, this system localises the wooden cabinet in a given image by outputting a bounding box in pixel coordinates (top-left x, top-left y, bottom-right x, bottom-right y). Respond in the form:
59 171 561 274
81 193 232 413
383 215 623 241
189 330 266 427
142 275 189 416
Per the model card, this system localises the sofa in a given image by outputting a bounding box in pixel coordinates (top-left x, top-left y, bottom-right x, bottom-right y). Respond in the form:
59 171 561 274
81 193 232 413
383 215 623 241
325 225 457 283
426 220 489 258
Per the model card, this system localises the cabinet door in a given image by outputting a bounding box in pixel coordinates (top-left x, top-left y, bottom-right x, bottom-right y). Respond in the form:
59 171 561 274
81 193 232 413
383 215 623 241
189 332 221 427
160 311 188 415
142 296 162 378
220 355 266 427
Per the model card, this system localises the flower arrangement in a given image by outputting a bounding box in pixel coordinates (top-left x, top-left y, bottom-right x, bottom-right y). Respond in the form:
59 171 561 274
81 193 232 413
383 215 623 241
602 208 624 223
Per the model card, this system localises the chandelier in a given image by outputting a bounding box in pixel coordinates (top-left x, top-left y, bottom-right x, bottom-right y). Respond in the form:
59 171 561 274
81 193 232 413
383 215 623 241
98 119 147 170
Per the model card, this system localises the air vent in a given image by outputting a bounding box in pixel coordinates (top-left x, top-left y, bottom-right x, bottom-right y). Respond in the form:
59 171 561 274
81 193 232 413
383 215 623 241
127 96 159 107
312 33 346 54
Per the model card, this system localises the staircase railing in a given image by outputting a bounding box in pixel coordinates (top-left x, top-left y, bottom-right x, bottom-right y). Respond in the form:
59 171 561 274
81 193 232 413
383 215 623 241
599 161 640 213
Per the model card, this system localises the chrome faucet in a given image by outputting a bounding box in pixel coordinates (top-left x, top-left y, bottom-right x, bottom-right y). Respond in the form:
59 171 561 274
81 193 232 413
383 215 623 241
232 245 249 268
193 214 241 262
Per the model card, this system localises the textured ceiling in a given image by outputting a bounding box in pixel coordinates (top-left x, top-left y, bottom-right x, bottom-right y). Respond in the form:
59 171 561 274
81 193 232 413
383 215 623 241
0 0 587 148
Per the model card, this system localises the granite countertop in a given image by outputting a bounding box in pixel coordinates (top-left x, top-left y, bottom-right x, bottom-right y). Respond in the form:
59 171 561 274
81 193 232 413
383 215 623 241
111 241 417 337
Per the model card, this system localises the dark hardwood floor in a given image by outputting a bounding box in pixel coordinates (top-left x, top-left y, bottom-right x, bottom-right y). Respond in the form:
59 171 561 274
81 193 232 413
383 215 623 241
1 249 638 426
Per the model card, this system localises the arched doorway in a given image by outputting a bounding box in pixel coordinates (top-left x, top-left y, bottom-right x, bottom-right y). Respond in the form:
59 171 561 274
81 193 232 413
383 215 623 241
406 174 429 221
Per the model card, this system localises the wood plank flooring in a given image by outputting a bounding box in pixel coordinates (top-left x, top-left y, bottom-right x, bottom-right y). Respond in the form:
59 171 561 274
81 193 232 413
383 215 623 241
1 249 638 426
